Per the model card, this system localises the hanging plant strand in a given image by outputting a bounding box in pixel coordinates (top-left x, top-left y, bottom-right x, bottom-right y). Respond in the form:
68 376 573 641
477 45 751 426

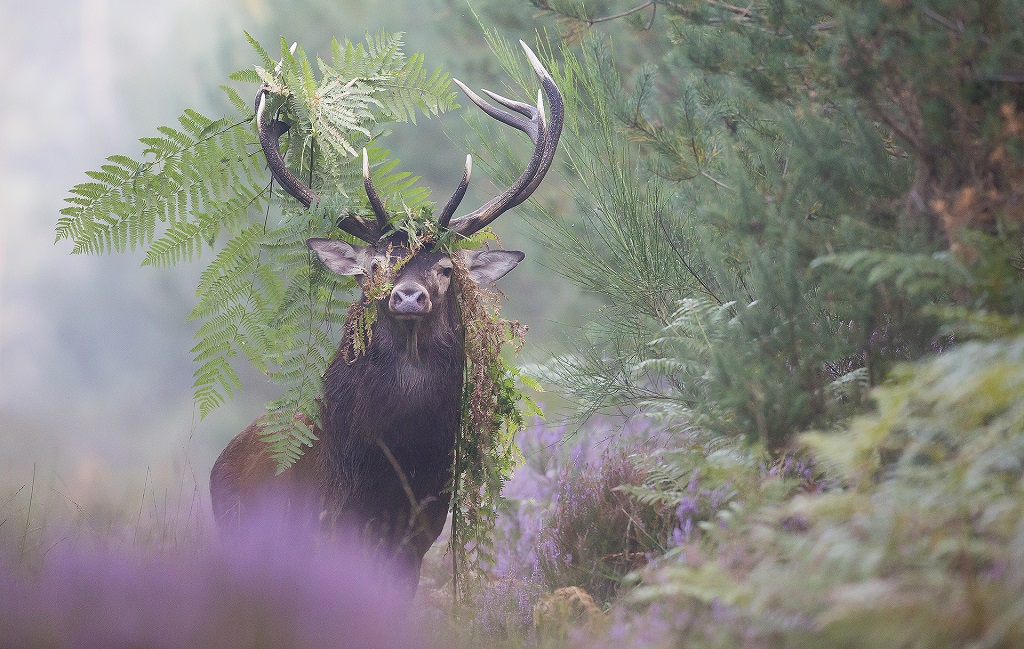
450 251 530 598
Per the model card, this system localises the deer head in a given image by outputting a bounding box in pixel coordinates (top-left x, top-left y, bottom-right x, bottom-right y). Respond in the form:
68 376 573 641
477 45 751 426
253 39 563 263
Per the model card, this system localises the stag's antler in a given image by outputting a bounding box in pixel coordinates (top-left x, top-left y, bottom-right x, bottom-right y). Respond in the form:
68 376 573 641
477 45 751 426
255 40 562 244
255 89 386 244
440 40 564 237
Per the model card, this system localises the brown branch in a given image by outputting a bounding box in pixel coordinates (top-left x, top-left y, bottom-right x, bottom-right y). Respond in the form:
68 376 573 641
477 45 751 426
587 1 655 26
375 439 433 545
703 0 753 17
539 0 837 32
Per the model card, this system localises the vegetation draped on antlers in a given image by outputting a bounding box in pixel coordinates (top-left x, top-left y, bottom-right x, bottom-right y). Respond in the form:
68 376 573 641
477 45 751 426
255 40 564 245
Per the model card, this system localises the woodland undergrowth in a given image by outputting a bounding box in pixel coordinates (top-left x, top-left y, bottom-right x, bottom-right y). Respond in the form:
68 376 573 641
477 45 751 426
21 1 1024 647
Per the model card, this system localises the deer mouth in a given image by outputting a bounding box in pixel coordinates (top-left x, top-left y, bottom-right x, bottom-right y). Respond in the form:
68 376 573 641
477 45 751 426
390 308 430 321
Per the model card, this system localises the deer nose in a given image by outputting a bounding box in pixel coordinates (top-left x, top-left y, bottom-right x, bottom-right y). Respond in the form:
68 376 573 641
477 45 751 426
390 285 431 315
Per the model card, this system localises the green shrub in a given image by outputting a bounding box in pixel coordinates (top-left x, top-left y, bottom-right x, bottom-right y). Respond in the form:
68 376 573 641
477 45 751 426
584 335 1024 648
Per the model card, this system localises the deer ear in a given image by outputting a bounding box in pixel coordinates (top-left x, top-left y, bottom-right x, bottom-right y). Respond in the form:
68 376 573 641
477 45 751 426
307 238 371 276
460 249 525 285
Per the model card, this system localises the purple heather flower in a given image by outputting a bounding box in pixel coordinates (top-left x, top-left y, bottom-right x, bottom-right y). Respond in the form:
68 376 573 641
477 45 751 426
676 494 699 519
0 503 423 649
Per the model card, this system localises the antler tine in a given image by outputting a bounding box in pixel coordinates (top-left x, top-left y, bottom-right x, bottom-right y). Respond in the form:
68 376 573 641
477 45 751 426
446 40 563 237
499 44 564 211
362 148 391 234
438 155 472 229
256 89 318 209
482 88 541 122
255 88 381 244
451 79 537 142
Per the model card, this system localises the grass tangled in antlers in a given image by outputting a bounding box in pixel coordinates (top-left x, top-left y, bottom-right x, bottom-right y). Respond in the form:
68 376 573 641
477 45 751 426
450 253 528 597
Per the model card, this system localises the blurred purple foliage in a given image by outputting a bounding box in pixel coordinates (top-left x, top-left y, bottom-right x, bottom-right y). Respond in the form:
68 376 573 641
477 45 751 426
475 563 543 640
535 446 674 603
0 502 423 649
471 413 676 632
669 476 735 548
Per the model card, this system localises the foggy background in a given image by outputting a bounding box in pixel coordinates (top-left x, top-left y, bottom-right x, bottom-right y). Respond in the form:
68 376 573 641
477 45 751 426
0 0 579 508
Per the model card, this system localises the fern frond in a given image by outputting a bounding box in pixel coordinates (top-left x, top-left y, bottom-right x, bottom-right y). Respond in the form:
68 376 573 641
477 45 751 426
329 31 457 124
243 30 276 71
59 109 262 259
59 31 457 460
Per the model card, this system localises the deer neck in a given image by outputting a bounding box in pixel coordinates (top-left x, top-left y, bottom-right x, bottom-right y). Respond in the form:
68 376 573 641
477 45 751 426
397 319 423 364
376 301 463 367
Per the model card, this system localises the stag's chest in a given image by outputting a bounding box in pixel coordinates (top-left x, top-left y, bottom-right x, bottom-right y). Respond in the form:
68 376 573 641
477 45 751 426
325 350 461 440
392 361 433 400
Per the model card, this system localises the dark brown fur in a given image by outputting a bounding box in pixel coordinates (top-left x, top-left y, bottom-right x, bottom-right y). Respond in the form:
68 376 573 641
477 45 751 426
211 249 486 593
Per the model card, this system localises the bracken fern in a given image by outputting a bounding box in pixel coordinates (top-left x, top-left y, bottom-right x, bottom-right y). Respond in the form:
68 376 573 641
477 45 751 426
58 31 457 469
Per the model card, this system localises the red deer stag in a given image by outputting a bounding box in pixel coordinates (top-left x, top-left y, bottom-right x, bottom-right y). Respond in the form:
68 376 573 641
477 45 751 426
210 41 563 594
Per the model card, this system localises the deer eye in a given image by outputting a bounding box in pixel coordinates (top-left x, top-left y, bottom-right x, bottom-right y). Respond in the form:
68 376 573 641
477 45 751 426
440 265 453 278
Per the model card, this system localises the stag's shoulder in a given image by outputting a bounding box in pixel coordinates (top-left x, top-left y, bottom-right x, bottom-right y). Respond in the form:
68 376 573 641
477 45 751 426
211 415 322 495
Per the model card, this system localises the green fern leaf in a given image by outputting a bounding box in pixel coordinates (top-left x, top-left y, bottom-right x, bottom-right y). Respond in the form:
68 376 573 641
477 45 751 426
59 31 459 470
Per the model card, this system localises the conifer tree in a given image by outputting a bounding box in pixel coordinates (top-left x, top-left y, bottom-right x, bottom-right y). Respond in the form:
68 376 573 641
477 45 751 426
477 0 1024 449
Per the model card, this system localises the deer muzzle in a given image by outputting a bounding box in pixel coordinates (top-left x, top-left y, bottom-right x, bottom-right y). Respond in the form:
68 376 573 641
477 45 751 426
389 283 432 317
